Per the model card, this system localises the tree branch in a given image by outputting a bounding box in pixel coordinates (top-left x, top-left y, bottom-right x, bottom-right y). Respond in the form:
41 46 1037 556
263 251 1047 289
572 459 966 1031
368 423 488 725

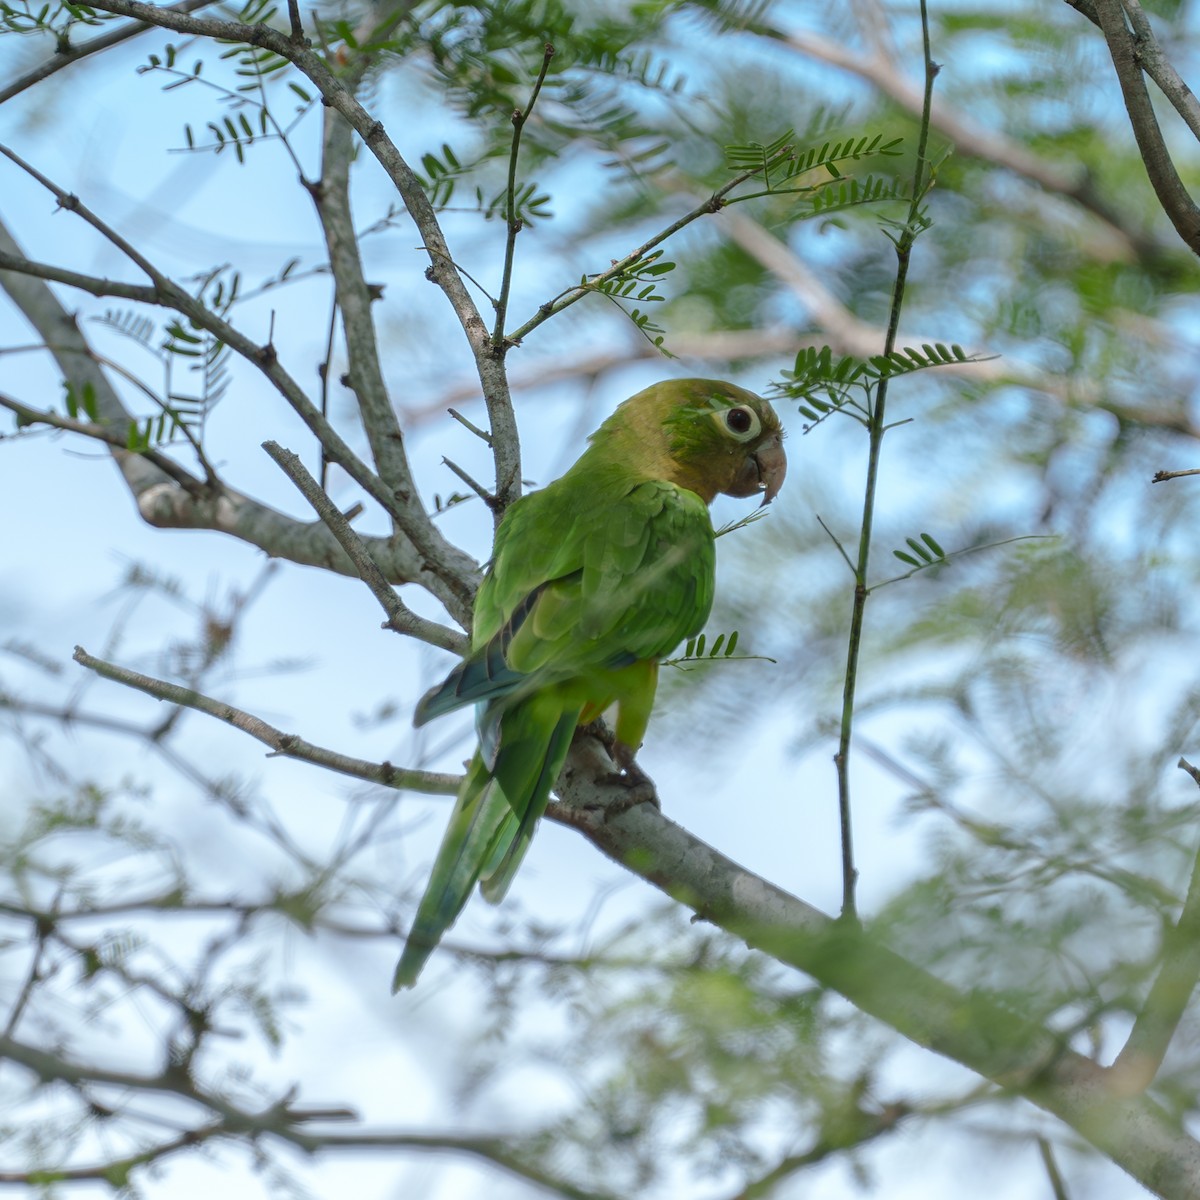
262 440 467 654
1087 0 1200 255
1063 0 1200 145
0 1029 615 1200
0 0 219 106
73 0 524 514
492 42 555 347
0 217 473 584
72 645 460 795
549 733 1200 1200
0 165 480 621
312 89 421 524
0 391 207 496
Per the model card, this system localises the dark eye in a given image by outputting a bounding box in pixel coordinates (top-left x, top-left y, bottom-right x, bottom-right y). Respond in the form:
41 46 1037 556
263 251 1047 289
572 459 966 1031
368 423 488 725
726 407 753 434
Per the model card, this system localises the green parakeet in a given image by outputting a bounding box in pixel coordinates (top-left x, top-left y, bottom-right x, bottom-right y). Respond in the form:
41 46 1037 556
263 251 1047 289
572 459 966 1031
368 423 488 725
393 378 786 989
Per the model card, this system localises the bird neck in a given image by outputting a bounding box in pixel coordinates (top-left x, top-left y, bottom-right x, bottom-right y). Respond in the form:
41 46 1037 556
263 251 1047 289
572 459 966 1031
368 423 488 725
579 419 718 504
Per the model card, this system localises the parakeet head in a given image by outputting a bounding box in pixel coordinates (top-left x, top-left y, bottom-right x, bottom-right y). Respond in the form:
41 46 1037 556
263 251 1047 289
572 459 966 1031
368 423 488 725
593 378 787 506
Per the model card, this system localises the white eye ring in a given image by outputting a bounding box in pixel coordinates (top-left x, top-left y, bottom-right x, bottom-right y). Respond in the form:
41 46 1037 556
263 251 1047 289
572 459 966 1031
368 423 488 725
715 405 761 443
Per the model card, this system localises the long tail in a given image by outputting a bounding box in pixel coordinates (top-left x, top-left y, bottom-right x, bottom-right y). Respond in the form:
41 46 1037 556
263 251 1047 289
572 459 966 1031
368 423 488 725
392 693 581 990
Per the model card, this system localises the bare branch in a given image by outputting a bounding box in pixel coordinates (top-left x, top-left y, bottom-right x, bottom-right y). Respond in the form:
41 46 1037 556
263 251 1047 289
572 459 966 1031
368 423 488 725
72 645 460 795
0 247 159 302
313 99 421 520
263 440 467 655
73 0 523 514
0 0 219 106
0 1030 615 1200
0 158 479 620
0 392 207 496
492 43 555 346
1087 0 1200 255
0 217 473 584
1064 0 1200 146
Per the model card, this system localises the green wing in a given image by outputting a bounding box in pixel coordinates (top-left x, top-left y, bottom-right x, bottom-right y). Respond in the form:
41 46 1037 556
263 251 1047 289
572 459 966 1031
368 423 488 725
417 473 715 723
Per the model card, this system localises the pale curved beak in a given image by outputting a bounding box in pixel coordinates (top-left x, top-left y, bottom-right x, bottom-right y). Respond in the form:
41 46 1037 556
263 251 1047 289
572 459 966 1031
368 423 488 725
753 434 787 506
725 433 788 504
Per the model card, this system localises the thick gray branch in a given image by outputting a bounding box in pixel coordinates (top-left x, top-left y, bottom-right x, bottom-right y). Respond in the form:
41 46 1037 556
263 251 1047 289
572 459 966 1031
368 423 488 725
315 105 422 520
0 216 474 593
551 734 1200 1200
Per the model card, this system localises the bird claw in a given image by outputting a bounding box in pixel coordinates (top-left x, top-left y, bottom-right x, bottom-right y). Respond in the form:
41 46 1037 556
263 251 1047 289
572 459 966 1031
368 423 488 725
578 718 613 748
600 757 660 819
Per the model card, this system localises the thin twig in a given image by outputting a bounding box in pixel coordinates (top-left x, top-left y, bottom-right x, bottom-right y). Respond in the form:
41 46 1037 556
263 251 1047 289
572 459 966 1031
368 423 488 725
505 148 793 345
0 246 159 303
814 513 857 576
0 392 208 497
1037 1135 1071 1200
1153 467 1200 483
492 43 555 348
833 0 938 923
442 456 497 509
447 407 494 445
72 645 460 794
262 440 467 654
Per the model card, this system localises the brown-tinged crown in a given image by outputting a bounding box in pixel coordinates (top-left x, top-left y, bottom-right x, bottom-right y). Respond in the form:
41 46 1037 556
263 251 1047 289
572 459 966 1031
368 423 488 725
582 378 787 505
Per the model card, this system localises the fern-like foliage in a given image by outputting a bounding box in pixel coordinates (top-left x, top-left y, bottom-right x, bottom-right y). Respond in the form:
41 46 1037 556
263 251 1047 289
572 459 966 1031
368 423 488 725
663 630 776 670
676 0 777 35
2 0 112 35
773 342 985 430
136 7 316 167
88 268 235 454
892 531 946 569
724 129 905 203
858 342 981 381
581 251 677 353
